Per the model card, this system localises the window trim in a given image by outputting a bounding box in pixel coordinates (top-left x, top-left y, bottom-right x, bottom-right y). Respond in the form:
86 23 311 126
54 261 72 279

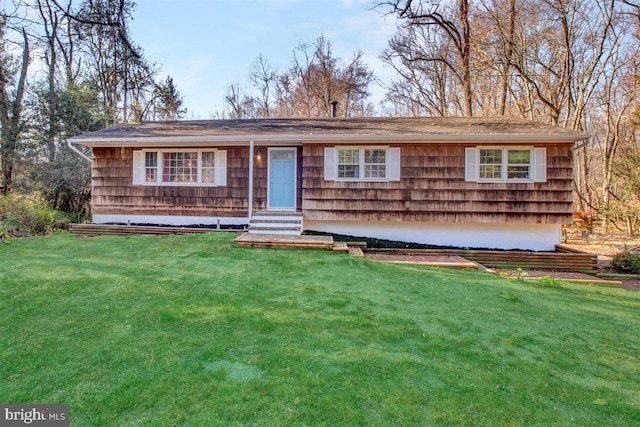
476 146 535 183
136 149 222 187
335 146 390 182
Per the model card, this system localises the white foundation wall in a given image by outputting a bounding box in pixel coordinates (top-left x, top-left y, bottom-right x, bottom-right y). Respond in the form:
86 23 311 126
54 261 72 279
93 214 249 226
304 220 562 251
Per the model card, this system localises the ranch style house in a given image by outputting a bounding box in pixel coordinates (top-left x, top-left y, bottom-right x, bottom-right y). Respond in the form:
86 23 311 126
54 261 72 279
69 117 588 251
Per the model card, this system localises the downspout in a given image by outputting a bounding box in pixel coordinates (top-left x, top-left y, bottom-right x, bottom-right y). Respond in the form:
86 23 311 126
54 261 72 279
67 139 92 162
248 140 254 220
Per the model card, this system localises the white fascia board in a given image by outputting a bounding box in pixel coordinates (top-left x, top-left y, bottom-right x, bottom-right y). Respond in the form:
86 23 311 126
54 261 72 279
69 133 589 147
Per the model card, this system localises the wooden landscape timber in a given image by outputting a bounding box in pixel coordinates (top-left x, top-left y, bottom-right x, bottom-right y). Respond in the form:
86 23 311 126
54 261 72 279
364 245 597 271
69 223 240 237
234 233 334 249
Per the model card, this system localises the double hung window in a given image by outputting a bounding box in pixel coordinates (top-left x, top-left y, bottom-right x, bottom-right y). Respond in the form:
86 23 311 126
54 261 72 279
324 146 400 182
333 147 393 181
133 149 227 186
466 147 546 183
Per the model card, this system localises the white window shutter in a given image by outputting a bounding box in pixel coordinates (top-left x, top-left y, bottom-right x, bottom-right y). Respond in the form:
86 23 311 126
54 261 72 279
216 150 227 186
388 147 401 181
465 147 478 182
533 148 547 182
132 150 145 184
324 147 336 181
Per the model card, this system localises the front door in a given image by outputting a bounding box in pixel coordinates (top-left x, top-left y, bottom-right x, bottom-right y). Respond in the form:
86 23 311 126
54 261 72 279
268 148 296 210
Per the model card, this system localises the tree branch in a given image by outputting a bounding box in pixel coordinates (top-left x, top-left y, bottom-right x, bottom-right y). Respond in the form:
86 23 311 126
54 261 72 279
49 0 142 59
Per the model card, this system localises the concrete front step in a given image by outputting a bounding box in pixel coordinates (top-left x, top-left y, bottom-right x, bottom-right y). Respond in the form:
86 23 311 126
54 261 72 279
253 210 302 216
248 211 303 236
250 218 302 224
248 227 303 235
250 216 302 223
248 224 302 231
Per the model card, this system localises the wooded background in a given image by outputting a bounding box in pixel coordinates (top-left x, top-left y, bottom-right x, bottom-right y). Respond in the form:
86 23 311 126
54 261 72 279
1 0 639 235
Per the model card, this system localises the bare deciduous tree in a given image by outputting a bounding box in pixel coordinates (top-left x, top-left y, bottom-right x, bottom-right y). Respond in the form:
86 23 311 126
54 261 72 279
378 0 474 116
224 81 255 119
381 25 453 116
0 14 30 193
222 35 374 118
379 0 640 235
249 54 276 119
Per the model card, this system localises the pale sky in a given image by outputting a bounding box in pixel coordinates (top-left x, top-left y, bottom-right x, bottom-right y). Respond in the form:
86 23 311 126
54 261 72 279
129 0 398 119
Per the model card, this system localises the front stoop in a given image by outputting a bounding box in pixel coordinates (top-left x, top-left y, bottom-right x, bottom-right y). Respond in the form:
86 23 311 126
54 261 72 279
248 210 303 235
235 232 333 249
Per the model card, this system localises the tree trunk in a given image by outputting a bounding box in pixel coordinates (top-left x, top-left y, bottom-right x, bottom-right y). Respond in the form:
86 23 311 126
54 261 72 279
0 29 30 193
460 0 473 116
499 0 516 116
47 19 58 163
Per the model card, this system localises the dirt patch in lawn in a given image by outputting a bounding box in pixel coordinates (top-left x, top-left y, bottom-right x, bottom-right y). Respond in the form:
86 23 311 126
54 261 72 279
562 234 640 271
496 269 618 284
620 280 640 291
562 229 640 258
365 253 479 269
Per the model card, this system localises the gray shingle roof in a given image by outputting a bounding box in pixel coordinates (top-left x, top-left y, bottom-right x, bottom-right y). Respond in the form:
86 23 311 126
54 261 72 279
70 117 588 145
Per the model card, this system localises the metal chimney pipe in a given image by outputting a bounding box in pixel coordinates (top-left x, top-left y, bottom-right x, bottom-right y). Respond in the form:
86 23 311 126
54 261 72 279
330 101 338 118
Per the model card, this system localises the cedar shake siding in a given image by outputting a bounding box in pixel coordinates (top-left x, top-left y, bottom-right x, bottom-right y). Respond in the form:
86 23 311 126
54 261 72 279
92 143 573 224
75 118 585 231
72 117 587 249
302 143 573 224
92 147 265 218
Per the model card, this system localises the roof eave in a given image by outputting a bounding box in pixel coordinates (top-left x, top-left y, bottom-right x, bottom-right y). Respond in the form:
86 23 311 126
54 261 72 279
69 132 589 147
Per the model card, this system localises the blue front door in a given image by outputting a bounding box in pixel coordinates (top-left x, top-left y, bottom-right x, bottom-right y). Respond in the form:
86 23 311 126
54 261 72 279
269 149 296 209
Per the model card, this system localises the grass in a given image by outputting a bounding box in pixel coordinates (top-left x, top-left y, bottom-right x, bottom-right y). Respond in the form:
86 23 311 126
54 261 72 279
1 233 639 426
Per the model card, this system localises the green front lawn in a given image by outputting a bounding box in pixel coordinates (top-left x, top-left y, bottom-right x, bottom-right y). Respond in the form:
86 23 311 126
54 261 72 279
1 233 639 426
